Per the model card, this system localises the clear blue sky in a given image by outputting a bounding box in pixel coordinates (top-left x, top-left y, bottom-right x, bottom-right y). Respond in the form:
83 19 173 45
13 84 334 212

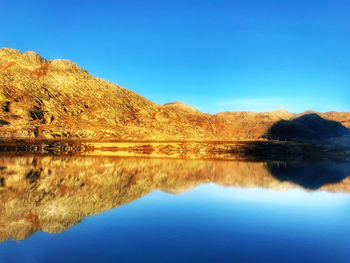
1 0 349 113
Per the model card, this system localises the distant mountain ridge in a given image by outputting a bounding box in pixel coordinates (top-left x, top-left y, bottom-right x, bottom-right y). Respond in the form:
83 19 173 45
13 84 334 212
0 47 349 141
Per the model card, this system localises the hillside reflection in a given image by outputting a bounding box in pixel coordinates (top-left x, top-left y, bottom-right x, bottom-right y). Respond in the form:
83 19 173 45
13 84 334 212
267 162 350 190
0 155 349 241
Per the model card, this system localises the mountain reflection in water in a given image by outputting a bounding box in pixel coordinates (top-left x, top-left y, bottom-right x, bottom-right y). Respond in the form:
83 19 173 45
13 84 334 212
0 154 349 242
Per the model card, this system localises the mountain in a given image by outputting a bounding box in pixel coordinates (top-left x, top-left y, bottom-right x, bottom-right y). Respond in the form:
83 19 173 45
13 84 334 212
0 48 213 140
0 47 349 141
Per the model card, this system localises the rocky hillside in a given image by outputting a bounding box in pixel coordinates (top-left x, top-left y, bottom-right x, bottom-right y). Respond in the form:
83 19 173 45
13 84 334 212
0 47 349 141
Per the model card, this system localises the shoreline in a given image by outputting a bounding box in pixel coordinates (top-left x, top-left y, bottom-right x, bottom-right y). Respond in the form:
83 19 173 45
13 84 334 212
0 139 348 161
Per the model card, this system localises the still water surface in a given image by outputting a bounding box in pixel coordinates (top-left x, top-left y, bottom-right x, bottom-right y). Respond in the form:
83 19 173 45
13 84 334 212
0 155 349 263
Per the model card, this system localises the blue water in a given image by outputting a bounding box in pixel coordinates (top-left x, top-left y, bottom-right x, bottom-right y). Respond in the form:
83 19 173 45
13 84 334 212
1 184 349 263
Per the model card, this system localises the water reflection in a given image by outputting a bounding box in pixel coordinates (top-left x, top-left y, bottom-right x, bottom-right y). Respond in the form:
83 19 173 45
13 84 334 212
267 162 350 190
0 154 349 242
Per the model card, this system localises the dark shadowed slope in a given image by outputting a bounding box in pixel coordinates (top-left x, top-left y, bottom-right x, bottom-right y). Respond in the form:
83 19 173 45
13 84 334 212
263 114 350 141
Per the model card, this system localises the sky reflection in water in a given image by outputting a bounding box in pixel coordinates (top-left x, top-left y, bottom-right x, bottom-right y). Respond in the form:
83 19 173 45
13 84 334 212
0 156 350 263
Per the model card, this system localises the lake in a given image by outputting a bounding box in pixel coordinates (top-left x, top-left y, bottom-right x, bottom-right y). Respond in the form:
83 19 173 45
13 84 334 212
0 154 349 263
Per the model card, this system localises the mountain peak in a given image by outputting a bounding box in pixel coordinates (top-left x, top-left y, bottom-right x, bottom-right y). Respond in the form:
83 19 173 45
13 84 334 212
163 101 201 113
0 47 46 69
271 109 289 114
22 50 46 65
0 47 21 56
50 59 87 74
